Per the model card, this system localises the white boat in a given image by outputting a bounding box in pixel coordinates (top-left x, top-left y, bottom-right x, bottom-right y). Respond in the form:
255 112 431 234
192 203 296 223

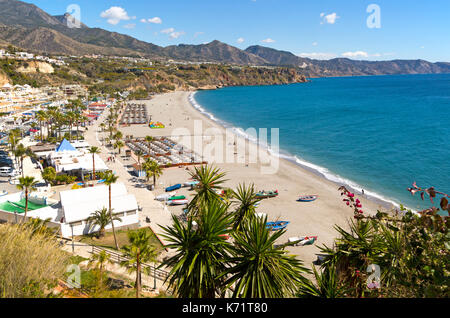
0 190 8 197
155 192 177 201
184 181 199 187
168 199 189 206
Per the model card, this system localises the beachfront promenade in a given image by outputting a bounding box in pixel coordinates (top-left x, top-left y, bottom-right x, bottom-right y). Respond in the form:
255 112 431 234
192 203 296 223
84 105 175 247
59 104 177 293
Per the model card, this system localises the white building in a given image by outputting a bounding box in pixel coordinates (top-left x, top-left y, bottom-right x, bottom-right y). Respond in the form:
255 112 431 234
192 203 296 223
47 139 108 178
0 183 140 238
59 183 139 237
15 52 34 59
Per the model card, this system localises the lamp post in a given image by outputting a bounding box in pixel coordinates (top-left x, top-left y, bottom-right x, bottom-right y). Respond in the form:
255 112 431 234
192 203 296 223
71 224 74 254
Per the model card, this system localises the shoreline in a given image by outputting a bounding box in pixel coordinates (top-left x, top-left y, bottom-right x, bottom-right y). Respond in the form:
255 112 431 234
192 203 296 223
118 91 391 265
188 91 400 211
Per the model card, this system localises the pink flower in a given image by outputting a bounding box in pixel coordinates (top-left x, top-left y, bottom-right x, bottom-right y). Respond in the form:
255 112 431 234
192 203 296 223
347 193 355 198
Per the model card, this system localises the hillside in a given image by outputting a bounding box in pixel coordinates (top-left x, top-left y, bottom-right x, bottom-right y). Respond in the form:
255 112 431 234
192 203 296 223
0 54 307 93
0 0 449 77
246 46 450 77
162 41 267 65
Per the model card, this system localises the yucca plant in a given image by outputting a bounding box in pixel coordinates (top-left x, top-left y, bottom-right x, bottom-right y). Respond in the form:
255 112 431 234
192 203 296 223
160 200 233 298
231 183 262 231
297 262 348 298
222 216 310 298
187 165 228 216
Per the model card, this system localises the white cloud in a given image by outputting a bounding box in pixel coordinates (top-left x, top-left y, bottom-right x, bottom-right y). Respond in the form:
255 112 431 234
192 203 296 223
297 52 338 60
170 31 185 39
237 37 245 44
100 6 131 25
341 51 369 58
321 12 339 24
123 23 136 29
261 38 275 43
161 28 175 34
312 42 318 46
140 18 147 23
148 17 162 24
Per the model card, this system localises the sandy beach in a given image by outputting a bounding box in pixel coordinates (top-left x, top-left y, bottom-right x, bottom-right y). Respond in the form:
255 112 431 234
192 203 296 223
119 91 386 266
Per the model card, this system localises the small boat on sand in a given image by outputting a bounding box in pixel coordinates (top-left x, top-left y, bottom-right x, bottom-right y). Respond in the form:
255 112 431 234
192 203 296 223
184 181 199 187
0 190 8 197
289 236 318 246
297 195 318 202
256 190 279 199
155 192 177 201
168 199 189 206
266 221 290 231
169 195 186 201
166 184 182 192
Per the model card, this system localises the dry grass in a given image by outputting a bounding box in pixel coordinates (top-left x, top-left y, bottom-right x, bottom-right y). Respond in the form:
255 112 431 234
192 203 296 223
0 224 71 298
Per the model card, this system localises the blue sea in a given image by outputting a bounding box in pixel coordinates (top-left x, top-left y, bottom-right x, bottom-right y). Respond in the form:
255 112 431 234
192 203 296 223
192 74 450 211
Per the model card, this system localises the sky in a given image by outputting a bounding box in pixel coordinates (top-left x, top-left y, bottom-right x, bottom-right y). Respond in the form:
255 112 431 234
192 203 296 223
23 0 450 62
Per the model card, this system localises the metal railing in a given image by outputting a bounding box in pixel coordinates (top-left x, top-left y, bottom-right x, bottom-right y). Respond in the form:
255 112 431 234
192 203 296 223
91 245 170 282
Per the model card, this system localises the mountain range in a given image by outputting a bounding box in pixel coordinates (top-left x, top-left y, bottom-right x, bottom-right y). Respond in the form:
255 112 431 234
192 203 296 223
1 0 450 77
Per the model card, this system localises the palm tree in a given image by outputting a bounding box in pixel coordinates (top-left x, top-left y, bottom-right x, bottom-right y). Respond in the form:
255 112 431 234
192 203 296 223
113 131 123 142
16 176 38 222
231 183 261 231
88 146 101 181
142 158 163 188
187 165 228 216
66 111 76 141
87 207 122 238
222 216 310 298
114 140 124 155
121 229 158 298
160 200 233 298
88 250 113 289
145 135 153 152
14 144 27 177
135 150 144 166
104 171 120 250
8 129 21 156
41 167 56 185
36 111 47 142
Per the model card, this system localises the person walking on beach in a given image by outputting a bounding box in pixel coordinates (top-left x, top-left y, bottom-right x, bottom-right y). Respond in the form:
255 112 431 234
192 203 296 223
362 189 365 196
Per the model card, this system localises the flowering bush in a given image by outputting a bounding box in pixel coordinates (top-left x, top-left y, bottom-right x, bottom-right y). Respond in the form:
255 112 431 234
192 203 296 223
339 186 364 219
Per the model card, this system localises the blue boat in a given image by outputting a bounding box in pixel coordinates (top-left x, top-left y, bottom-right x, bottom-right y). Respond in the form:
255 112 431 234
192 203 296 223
297 195 318 202
266 221 290 231
165 184 182 192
